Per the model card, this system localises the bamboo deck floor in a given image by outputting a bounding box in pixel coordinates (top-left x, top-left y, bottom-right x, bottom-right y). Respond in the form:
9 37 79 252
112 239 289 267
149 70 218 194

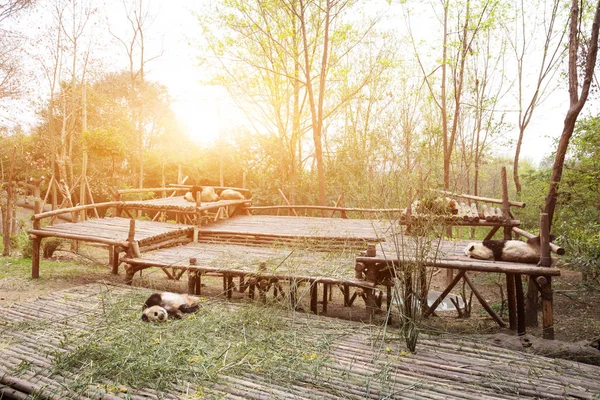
122 241 359 282
31 217 194 247
123 237 469 282
198 215 388 243
1 283 599 399
123 195 200 211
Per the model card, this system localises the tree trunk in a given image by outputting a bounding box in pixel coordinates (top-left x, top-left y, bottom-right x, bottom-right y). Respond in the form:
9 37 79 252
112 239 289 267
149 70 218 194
544 0 600 228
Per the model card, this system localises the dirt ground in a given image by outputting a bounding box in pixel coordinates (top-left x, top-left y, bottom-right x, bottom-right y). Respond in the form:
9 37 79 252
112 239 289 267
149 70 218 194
1 245 599 345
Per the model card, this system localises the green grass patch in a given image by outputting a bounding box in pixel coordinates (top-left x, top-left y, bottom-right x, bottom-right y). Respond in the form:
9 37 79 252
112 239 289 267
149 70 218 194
0 256 104 280
45 291 340 397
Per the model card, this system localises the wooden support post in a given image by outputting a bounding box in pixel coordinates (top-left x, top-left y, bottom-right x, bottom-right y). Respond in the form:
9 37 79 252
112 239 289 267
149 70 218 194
31 236 41 279
537 276 554 340
310 282 318 314
124 265 135 285
195 273 202 295
484 226 500 241
514 273 526 336
226 275 234 299
248 280 256 300
464 274 506 327
111 246 120 275
525 276 539 327
501 167 512 240
322 283 328 314
506 273 517 330
290 280 298 309
31 188 42 278
257 279 267 304
386 284 393 324
425 270 466 317
343 283 350 306
126 219 136 257
188 270 197 295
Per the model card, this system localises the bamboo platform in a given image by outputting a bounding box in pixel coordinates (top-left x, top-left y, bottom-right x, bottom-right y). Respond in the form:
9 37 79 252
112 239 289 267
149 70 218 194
197 215 388 244
28 217 194 248
1 283 599 399
120 196 250 213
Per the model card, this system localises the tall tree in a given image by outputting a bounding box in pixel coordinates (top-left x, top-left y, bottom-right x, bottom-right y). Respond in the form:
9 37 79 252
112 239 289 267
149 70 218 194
109 0 161 188
408 0 498 191
544 0 600 227
508 0 566 198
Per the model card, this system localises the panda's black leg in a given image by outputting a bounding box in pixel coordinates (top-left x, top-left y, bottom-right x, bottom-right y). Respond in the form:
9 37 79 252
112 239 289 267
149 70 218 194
179 304 199 314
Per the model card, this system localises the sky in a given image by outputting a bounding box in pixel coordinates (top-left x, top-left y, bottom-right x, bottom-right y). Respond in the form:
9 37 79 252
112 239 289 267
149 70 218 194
2 0 594 165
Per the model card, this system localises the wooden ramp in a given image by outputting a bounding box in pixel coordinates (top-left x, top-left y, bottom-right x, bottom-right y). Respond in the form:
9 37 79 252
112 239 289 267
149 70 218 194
1 284 599 399
198 215 388 244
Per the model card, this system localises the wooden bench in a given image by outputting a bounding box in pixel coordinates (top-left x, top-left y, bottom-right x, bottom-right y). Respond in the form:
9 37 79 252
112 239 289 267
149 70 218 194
356 253 561 338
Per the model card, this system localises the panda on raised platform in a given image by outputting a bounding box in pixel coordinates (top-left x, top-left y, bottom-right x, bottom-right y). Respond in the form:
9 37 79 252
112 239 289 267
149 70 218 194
464 235 555 264
141 292 201 322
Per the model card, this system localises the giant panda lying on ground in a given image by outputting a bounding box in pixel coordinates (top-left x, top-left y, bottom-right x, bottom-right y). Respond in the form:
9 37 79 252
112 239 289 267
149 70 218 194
141 292 201 322
464 235 555 264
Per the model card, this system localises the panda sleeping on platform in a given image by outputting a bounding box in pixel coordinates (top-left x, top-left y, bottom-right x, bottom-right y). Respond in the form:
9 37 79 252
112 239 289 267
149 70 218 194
141 292 201 322
464 235 555 264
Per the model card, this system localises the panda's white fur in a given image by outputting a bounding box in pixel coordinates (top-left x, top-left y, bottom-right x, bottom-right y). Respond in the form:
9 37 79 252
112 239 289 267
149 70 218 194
464 236 555 264
219 189 245 200
183 186 220 203
141 292 200 322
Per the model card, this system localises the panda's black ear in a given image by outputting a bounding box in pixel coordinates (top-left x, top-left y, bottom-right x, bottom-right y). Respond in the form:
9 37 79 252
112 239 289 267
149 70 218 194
549 234 556 242
141 313 149 322
469 245 475 251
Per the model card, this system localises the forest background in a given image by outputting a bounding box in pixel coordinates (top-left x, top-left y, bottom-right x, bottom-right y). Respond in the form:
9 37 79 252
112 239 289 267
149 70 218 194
0 0 599 284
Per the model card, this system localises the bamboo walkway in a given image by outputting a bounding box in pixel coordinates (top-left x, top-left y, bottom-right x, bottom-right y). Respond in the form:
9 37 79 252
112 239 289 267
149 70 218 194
0 283 598 399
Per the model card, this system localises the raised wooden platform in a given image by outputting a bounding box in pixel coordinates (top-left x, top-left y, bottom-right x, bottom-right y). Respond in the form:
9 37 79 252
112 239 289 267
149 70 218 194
1 284 598 399
29 217 193 248
197 215 388 244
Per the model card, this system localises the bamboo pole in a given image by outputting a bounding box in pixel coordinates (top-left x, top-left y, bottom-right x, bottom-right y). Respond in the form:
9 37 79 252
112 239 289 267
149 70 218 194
28 229 129 247
249 204 405 213
278 189 298 217
355 256 561 276
32 201 120 221
435 189 526 208
512 226 564 255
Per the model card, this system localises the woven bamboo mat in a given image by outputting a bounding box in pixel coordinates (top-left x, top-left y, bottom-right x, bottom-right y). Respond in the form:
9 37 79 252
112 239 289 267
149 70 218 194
0 283 598 399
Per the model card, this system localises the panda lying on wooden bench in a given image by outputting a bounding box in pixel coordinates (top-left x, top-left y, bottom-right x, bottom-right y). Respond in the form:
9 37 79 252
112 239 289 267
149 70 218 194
141 292 201 322
464 235 556 264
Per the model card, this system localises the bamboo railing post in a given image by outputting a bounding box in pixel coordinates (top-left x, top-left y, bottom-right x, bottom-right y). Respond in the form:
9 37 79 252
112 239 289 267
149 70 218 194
514 273 526 336
537 276 554 340
278 189 298 217
506 273 517 330
31 183 42 278
538 213 554 339
501 167 512 240
126 219 136 257
111 246 120 275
